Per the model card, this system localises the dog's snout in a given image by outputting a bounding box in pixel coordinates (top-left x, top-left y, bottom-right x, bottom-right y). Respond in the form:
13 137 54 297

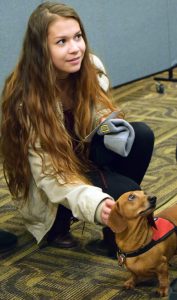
148 196 157 205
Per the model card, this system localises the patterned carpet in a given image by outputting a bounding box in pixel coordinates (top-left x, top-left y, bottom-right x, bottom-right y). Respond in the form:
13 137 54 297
0 72 177 299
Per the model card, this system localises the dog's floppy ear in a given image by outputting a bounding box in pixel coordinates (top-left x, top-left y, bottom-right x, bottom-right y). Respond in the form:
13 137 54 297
108 202 128 233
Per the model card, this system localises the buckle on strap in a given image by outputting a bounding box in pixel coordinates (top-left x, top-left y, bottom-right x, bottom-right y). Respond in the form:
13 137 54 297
117 252 126 267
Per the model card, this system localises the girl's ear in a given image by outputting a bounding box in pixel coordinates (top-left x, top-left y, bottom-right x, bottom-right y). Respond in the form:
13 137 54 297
107 201 128 233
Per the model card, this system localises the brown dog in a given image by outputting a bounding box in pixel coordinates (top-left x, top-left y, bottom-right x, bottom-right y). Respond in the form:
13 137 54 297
108 190 177 297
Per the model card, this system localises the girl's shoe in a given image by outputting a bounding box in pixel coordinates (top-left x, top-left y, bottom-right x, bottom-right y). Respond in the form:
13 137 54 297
47 232 78 248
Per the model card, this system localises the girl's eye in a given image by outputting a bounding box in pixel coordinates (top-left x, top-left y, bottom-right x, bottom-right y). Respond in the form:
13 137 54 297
57 39 65 45
75 33 82 41
128 194 136 201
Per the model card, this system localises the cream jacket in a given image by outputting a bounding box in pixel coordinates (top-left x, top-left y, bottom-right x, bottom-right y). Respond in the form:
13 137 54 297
15 54 113 243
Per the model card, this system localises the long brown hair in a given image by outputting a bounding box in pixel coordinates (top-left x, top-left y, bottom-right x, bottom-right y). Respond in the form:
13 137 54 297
1 1 116 200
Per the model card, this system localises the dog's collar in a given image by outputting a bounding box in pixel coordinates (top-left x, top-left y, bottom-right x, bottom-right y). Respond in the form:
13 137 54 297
117 217 177 267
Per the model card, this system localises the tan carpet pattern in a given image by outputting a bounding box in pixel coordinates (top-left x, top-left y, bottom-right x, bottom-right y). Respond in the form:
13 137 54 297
0 72 177 299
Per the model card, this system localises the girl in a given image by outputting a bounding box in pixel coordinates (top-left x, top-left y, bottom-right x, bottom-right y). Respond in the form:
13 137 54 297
1 2 154 255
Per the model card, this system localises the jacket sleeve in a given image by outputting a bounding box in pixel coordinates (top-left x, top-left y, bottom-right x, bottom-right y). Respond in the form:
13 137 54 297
90 53 110 92
28 145 113 224
90 54 123 131
89 54 113 128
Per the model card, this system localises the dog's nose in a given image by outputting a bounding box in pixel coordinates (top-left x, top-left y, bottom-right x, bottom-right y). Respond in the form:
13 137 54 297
148 196 157 205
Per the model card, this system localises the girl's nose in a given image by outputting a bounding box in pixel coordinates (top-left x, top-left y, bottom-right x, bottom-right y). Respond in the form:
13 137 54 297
68 40 79 53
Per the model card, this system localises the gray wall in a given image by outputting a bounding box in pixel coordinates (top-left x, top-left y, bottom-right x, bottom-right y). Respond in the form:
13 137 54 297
65 0 177 86
1 0 177 92
167 0 177 68
0 0 41 90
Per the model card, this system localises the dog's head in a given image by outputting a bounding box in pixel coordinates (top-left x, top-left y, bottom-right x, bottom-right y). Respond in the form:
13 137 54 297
108 190 157 233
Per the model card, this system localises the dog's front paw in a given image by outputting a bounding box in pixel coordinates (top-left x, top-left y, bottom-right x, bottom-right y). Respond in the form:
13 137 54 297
124 278 136 289
156 286 168 298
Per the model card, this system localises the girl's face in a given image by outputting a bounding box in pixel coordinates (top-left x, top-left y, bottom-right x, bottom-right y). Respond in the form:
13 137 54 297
47 17 86 78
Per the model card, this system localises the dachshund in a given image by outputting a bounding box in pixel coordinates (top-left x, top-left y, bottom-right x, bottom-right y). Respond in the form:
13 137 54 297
107 190 177 297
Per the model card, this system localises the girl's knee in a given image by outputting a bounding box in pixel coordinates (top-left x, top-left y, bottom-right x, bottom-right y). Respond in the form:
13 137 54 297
131 122 154 144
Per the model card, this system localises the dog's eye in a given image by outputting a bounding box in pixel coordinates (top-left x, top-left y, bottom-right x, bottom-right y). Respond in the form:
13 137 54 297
128 194 136 201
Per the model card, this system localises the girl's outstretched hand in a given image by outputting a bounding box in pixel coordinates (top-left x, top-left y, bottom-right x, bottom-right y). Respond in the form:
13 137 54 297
100 198 115 225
